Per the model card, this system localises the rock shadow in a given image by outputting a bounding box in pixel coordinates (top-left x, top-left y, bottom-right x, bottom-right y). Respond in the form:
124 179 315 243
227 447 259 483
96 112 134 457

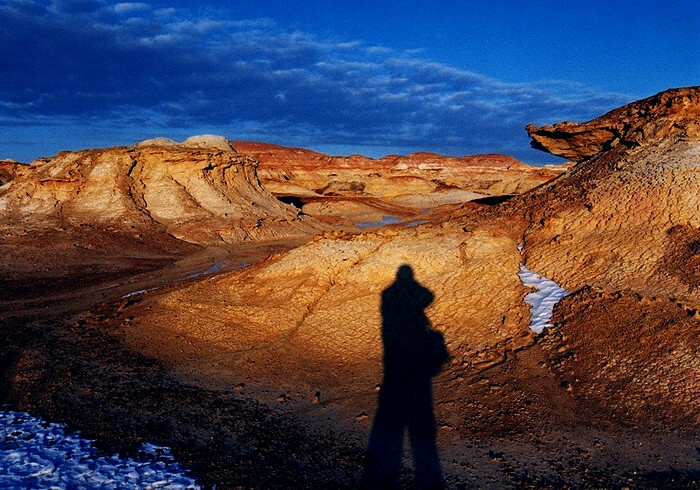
362 264 448 489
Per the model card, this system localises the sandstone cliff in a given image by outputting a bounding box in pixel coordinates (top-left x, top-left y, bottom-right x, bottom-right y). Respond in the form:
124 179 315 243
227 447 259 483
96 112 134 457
0 136 324 245
526 86 700 162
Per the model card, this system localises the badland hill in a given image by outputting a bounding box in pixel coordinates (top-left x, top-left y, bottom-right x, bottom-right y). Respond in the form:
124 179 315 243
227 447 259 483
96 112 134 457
235 140 562 197
0 135 320 245
0 135 326 300
1 87 698 488
234 141 565 226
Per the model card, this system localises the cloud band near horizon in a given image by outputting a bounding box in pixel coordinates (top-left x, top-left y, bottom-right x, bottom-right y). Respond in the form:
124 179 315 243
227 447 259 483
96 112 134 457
1 0 635 163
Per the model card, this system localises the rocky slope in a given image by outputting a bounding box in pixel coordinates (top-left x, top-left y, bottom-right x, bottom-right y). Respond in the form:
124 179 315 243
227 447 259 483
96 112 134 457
515 86 700 429
520 87 700 307
123 220 533 399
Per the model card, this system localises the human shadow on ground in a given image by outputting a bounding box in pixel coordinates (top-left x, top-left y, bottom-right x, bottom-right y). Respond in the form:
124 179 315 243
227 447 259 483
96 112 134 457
362 265 448 489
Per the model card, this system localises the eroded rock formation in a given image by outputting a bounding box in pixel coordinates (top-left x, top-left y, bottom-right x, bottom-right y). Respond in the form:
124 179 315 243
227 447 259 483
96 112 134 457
526 86 700 162
0 160 26 186
521 87 700 308
514 87 700 427
2 88 700 488
234 141 566 199
0 136 328 298
119 88 700 484
0 136 324 245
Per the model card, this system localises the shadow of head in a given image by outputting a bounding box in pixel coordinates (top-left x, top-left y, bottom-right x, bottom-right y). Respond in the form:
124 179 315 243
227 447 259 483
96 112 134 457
380 264 447 380
396 264 414 280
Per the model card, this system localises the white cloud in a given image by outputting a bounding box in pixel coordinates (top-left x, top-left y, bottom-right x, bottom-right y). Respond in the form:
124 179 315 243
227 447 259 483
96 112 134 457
113 2 149 14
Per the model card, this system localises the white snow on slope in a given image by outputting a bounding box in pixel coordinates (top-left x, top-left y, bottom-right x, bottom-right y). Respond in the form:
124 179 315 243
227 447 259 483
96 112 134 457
0 411 200 489
517 244 572 334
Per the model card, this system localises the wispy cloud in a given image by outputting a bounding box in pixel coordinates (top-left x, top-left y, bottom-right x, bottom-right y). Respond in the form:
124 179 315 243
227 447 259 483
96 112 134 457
0 0 633 162
113 2 149 14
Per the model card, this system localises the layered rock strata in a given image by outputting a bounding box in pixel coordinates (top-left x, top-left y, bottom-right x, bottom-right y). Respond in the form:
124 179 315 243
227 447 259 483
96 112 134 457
234 141 566 200
0 136 324 245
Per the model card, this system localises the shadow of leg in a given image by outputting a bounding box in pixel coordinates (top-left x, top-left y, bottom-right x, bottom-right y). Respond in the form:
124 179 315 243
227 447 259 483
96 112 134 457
408 383 443 489
362 387 405 489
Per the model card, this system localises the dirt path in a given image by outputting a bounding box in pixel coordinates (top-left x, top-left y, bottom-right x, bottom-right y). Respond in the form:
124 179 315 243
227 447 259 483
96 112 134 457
0 238 307 323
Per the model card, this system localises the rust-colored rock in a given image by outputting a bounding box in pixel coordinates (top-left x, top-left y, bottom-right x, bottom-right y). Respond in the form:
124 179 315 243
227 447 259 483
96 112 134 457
233 140 566 199
0 160 26 186
542 287 700 430
526 86 700 162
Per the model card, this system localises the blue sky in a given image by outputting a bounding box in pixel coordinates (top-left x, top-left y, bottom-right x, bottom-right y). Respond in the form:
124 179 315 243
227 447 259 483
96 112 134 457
1 1 698 164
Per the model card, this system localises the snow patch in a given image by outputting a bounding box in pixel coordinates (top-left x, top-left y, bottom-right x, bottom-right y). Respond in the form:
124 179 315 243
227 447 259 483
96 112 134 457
122 287 159 299
518 244 571 334
0 411 199 489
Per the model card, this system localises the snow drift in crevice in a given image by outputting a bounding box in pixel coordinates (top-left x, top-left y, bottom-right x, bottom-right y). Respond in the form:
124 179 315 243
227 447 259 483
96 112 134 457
0 411 199 489
518 244 571 334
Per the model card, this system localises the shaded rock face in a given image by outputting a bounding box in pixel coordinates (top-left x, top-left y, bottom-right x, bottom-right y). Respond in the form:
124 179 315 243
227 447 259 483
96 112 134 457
542 287 700 429
527 86 700 162
0 137 325 245
0 160 26 187
232 141 566 199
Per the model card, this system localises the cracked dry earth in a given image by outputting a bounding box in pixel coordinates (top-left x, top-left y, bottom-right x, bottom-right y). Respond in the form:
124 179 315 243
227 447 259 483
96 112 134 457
1 88 700 488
